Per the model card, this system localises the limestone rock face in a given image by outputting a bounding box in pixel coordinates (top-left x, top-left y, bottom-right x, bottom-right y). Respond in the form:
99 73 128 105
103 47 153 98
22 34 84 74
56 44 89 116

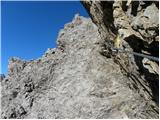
1 12 158 119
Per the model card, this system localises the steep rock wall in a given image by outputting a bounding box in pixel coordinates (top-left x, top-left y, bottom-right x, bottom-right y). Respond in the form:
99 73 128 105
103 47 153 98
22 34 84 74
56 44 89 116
82 0 159 114
1 7 159 119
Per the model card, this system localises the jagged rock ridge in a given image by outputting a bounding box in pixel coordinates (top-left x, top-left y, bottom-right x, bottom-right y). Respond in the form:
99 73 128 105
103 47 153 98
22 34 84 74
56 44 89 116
1 2 159 118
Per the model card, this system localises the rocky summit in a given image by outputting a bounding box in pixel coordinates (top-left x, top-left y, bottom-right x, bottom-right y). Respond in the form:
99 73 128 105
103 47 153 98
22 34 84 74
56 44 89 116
1 1 159 119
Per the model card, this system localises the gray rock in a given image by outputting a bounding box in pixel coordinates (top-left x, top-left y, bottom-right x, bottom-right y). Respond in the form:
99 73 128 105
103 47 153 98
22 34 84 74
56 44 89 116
82 1 159 118
130 3 159 43
1 12 159 119
144 3 159 24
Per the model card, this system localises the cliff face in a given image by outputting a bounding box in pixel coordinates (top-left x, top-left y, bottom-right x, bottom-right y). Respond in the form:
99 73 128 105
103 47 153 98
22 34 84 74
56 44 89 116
1 1 159 119
82 0 159 115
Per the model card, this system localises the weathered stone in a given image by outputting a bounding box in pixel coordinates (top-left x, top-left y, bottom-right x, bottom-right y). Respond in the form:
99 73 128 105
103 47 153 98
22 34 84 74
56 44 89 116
144 3 159 24
1 1 159 119
82 0 159 118
143 58 159 74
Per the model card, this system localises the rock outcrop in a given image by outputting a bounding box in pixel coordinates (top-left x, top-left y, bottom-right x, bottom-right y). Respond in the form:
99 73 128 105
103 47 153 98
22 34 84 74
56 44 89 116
1 1 159 118
82 0 159 116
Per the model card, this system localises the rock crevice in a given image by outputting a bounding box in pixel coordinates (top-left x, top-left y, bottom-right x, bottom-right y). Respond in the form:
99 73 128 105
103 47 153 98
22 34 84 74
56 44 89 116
1 1 159 118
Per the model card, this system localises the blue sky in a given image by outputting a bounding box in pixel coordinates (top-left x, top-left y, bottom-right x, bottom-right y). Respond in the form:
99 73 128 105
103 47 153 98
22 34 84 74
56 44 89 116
1 1 89 74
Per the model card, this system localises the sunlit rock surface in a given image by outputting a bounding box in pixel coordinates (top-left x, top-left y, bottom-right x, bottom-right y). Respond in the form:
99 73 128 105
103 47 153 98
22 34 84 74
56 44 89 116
1 10 158 119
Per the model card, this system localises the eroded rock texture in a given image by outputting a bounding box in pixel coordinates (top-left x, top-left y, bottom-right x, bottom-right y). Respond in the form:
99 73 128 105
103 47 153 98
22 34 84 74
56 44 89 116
82 0 159 117
1 1 159 119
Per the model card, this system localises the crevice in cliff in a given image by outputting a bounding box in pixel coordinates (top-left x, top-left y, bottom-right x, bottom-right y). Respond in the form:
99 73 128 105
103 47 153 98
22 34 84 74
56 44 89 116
82 1 159 111
1 1 159 119
124 35 159 106
100 1 117 35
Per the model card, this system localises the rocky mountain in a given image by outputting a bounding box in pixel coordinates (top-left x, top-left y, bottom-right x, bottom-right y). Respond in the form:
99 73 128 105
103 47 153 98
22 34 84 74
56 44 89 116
1 1 159 119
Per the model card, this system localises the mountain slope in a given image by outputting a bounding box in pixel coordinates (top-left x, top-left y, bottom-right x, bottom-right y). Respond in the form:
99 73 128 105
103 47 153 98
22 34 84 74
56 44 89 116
1 14 158 118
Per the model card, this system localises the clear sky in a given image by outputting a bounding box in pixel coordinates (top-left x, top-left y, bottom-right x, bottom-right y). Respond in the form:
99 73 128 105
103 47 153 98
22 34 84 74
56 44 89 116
1 1 89 74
